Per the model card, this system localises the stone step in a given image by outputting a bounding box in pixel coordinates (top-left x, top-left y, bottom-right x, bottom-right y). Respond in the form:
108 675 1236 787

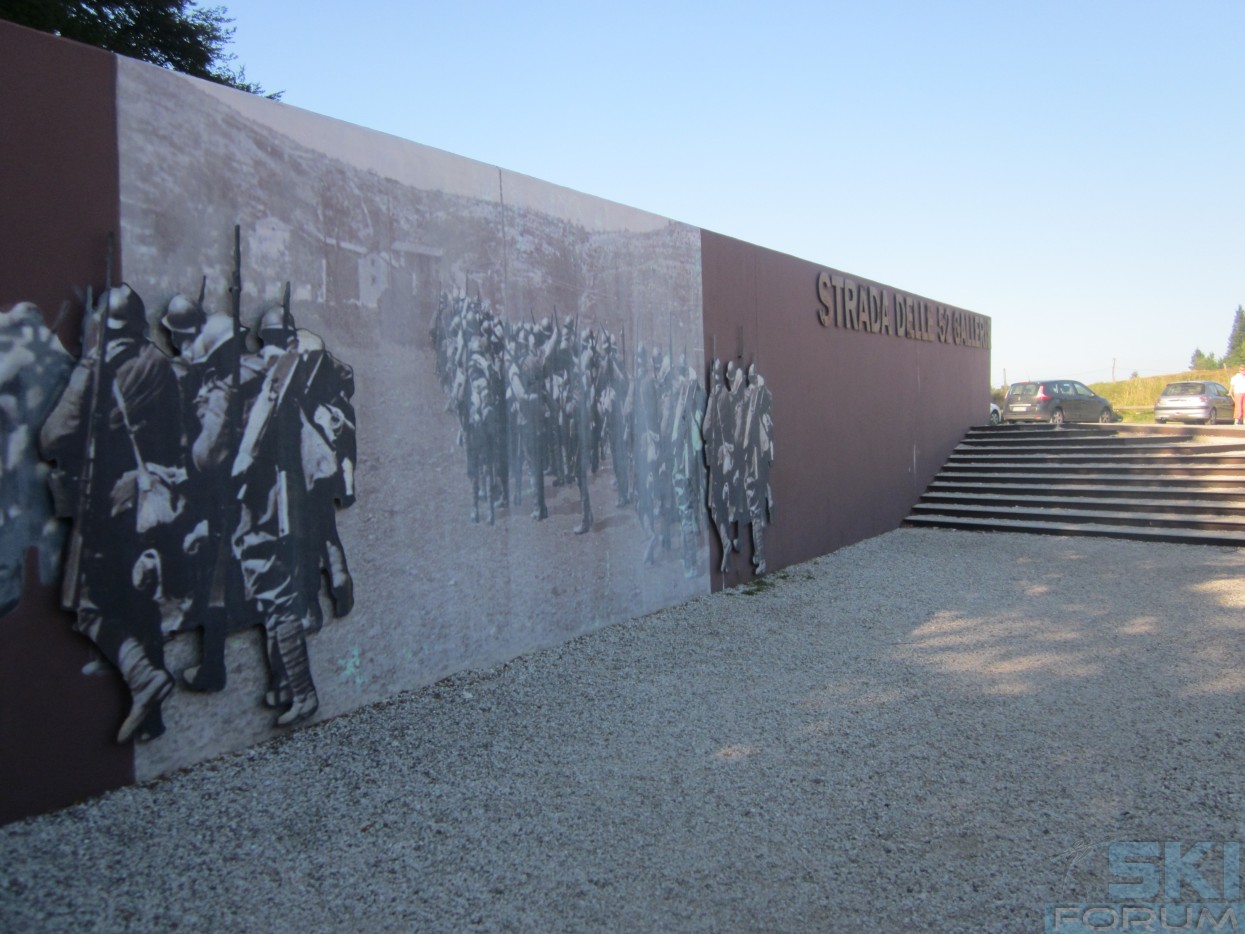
957 436 1209 451
928 480 1245 501
902 513 1245 547
946 445 1245 460
918 491 1245 514
909 501 1245 532
946 453 1245 468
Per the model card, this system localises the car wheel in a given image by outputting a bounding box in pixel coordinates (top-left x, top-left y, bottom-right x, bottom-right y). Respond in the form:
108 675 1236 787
990 409 1001 426
1050 408 1065 427
1098 407 1113 424
1207 409 1219 425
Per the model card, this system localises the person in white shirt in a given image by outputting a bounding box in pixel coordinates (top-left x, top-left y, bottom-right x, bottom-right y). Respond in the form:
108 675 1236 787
1231 365 1245 425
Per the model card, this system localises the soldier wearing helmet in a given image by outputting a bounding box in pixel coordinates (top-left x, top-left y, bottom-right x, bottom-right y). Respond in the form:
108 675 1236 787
41 284 185 743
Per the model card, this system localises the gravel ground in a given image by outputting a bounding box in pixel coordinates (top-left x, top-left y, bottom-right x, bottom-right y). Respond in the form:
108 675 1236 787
4 527 1245 933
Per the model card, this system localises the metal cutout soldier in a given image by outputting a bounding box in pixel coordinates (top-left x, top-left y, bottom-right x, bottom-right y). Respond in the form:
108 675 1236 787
183 310 254 692
229 303 321 725
41 285 186 742
702 358 737 573
740 363 774 574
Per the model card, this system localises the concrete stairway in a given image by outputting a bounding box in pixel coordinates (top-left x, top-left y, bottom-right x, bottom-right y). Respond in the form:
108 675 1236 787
904 423 1245 546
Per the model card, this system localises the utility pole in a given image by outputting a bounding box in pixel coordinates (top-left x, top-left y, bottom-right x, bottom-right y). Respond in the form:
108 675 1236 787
1112 358 1116 381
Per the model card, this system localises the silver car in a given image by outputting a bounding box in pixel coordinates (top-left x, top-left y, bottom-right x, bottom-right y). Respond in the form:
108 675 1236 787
1153 381 1234 425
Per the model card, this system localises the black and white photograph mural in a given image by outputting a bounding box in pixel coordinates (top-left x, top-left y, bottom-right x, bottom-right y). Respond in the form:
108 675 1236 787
0 303 72 618
432 289 711 576
37 256 356 745
109 59 708 778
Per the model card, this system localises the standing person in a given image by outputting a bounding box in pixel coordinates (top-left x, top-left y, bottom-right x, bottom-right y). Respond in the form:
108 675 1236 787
569 343 594 535
181 312 245 693
669 358 706 577
701 359 736 573
41 285 186 743
1231 365 1245 425
740 363 775 574
631 346 661 563
196 304 320 726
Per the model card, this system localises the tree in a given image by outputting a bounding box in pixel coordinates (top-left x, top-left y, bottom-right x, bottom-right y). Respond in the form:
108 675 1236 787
1190 348 1220 370
0 1 278 98
1224 305 1245 369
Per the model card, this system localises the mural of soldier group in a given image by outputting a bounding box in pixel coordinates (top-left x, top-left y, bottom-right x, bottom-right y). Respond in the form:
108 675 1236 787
0 237 773 748
429 290 774 576
3 231 357 746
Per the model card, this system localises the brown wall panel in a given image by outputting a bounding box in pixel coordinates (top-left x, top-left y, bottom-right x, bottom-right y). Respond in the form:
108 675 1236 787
0 20 132 823
701 231 989 589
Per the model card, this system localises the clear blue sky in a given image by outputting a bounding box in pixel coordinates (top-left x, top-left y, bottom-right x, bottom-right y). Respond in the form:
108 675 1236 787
221 0 1242 388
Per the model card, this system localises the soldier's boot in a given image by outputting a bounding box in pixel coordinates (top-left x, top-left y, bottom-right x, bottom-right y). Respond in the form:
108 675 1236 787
574 503 594 535
116 637 173 744
262 626 292 708
326 543 354 618
182 608 227 692
643 531 658 566
531 481 548 521
717 524 733 573
752 523 767 575
272 617 318 727
682 531 699 578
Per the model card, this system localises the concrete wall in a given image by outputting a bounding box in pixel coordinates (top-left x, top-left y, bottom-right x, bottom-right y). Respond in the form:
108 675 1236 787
0 21 989 823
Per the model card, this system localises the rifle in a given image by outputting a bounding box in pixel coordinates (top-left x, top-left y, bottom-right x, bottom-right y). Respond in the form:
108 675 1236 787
60 233 114 608
229 224 243 402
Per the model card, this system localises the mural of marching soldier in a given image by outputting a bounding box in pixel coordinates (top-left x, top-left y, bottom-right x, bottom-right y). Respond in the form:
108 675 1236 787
702 357 775 576
41 284 187 743
702 358 737 573
670 355 707 577
39 232 357 742
0 303 73 617
740 362 775 574
428 285 723 575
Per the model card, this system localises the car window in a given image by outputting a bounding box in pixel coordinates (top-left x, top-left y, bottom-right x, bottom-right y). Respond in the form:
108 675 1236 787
1162 383 1202 396
1010 383 1038 398
1213 383 1228 396
1058 382 1073 395
1074 383 1093 396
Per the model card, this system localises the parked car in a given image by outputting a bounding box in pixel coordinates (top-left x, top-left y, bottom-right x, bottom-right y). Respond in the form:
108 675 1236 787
1153 380 1234 425
989 403 1001 425
1002 380 1115 425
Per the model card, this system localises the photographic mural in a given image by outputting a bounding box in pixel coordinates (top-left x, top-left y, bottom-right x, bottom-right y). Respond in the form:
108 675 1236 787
0 58 775 773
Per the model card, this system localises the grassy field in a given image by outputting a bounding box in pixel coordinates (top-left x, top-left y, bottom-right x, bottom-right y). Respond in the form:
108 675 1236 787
993 369 1237 425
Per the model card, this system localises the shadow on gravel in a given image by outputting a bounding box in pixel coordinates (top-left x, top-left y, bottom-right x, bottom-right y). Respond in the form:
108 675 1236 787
777 531 1245 931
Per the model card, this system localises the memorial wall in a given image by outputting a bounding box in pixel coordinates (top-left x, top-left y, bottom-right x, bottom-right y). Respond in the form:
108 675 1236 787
0 21 990 822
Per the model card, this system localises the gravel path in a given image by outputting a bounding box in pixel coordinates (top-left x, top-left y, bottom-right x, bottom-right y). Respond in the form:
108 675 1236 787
4 528 1245 933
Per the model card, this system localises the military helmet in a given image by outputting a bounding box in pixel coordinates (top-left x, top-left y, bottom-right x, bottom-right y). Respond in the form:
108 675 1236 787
257 304 295 345
104 285 146 334
162 294 205 336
